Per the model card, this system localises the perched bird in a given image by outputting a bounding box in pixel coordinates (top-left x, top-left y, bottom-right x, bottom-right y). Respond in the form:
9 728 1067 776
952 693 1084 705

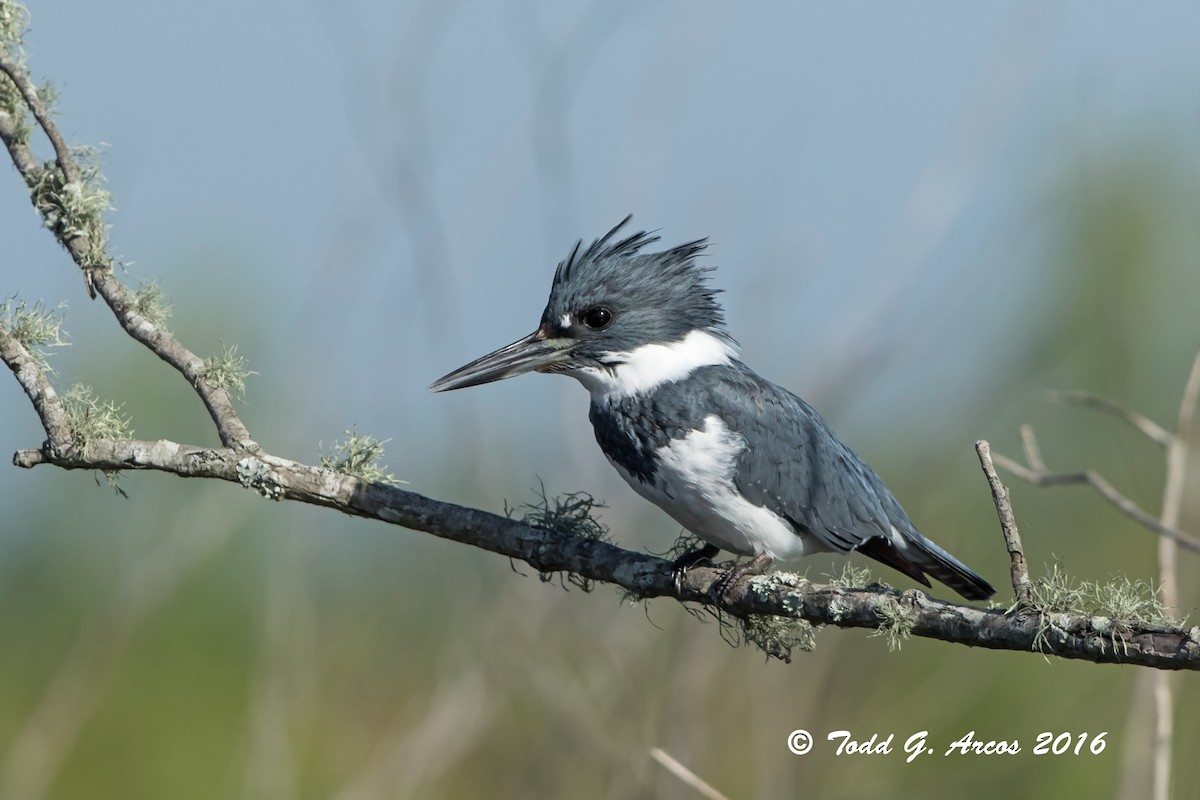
430 218 994 601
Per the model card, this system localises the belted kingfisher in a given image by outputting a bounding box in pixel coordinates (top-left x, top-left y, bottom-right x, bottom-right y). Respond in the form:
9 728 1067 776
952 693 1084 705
430 217 994 601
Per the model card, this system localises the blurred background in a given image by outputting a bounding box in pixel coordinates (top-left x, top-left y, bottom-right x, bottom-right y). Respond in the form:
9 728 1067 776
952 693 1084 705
2 1 1199 798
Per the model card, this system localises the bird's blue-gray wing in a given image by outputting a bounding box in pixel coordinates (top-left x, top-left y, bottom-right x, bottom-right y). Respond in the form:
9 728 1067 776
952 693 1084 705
702 366 896 554
699 364 994 600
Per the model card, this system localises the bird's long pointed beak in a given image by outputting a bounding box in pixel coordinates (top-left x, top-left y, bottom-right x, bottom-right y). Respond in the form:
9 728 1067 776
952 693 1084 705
429 330 576 392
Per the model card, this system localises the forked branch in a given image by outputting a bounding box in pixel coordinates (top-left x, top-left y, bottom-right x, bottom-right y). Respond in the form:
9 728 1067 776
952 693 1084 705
992 426 1200 554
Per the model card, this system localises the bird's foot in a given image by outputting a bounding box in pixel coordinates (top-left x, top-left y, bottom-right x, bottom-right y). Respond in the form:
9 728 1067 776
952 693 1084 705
669 543 720 594
711 553 774 604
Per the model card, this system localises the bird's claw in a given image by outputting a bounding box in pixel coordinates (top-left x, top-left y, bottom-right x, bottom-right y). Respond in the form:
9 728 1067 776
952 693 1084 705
669 544 720 595
709 553 774 605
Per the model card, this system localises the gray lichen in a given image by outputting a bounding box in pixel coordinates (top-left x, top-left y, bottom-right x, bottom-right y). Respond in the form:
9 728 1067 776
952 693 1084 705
236 456 284 500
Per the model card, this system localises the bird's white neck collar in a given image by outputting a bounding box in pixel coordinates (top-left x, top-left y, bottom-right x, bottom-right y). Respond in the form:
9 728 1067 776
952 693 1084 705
568 329 738 400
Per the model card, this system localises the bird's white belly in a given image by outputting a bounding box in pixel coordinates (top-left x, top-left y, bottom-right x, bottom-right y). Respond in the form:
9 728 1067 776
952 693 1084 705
607 415 810 560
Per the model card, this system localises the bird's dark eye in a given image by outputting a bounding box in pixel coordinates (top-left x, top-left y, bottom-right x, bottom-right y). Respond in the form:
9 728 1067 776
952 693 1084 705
581 307 613 330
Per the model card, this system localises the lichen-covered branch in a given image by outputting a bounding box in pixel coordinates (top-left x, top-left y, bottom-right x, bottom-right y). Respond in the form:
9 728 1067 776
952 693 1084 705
9 437 1200 671
0 42 255 450
0 322 73 447
88 271 258 448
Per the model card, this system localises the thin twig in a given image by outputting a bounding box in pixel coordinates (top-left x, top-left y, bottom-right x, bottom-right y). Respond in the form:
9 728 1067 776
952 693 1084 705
975 440 1032 606
1019 423 1047 471
991 432 1200 555
1048 390 1174 448
649 748 730 800
89 271 257 449
0 53 79 186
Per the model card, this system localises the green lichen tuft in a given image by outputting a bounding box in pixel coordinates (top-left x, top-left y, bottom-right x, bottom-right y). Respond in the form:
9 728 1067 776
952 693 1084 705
62 382 132 453
0 295 68 371
203 342 256 401
0 1 30 52
0 76 30 146
870 596 918 652
60 380 130 495
130 280 172 328
1089 576 1180 627
1026 561 1087 615
0 78 29 142
827 561 873 589
31 146 115 269
739 614 817 662
1024 561 1184 657
318 426 402 487
0 2 32 142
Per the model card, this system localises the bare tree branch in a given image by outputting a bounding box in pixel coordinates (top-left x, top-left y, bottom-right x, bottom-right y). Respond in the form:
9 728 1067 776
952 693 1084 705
975 440 1033 606
992 426 1200 554
1048 390 1175 448
1019 422 1048 471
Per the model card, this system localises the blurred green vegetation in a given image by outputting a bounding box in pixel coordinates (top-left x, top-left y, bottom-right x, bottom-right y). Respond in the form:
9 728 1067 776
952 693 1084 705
1 142 1199 800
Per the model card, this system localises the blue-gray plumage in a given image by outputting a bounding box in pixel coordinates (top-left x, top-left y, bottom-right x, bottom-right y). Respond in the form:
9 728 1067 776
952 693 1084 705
431 217 995 601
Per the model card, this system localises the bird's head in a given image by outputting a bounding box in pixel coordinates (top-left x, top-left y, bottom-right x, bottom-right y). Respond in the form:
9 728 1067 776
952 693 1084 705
430 216 736 395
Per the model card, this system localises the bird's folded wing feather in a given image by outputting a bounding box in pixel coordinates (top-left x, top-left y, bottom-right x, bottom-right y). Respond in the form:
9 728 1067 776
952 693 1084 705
705 366 907 554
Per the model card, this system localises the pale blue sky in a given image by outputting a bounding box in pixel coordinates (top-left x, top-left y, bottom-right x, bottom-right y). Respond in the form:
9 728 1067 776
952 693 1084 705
5 1 1200 506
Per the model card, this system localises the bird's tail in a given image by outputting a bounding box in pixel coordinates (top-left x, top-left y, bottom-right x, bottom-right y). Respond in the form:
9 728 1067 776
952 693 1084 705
858 530 995 601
